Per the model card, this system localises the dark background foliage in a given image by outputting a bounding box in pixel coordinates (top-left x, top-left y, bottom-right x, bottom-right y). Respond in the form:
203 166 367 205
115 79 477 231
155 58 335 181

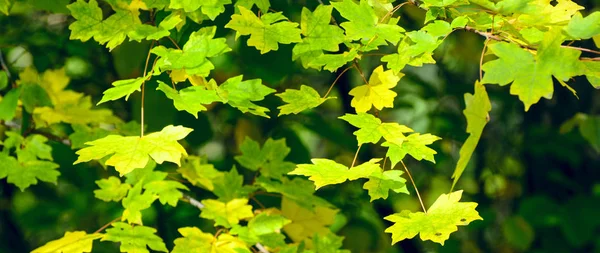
1 0 599 252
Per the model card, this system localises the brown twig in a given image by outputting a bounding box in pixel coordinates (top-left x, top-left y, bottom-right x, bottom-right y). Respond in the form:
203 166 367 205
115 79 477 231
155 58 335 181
400 160 427 213
93 216 121 234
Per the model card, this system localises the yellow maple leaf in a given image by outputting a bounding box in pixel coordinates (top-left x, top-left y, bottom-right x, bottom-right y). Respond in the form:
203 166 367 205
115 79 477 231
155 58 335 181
349 65 403 112
281 197 338 247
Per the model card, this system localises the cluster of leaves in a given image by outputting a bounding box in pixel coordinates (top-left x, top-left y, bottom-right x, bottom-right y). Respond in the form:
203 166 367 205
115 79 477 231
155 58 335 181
0 0 599 252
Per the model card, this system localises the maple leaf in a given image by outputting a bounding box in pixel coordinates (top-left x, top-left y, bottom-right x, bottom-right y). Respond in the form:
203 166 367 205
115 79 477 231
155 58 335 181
128 13 182 41
200 198 254 228
363 170 408 201
98 76 146 105
0 87 20 121
256 177 332 210
156 81 223 118
94 176 132 202
173 227 250 253
482 30 582 111
102 222 168 253
169 0 231 20
151 26 231 77
212 166 257 201
234 137 295 179
225 6 302 54
143 178 189 206
178 156 223 190
276 85 334 116
235 0 270 13
382 32 441 73
382 133 441 167
31 231 103 253
306 48 360 72
331 0 404 44
219 75 276 118
452 82 491 189
564 12 600 40
74 125 193 176
349 65 403 113
35 96 118 126
281 197 338 244
122 180 158 224
230 212 291 247
0 139 60 191
292 5 346 69
384 190 482 245
339 113 413 145
0 0 9 15
289 158 381 189
581 60 600 88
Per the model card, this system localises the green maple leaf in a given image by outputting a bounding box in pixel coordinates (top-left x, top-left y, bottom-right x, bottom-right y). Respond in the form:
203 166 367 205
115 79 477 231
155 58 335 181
482 30 582 111
235 0 270 13
129 13 182 41
69 124 111 149
452 82 491 190
102 222 168 253
363 170 408 201
0 148 60 191
339 113 413 145
172 227 214 252
94 176 132 202
143 179 189 206
234 137 295 179
382 32 440 73
331 0 404 44
122 180 158 224
311 233 350 253
169 0 231 19
289 158 381 189
230 212 291 247
200 198 254 228
152 26 231 77
292 5 346 69
581 61 600 88
219 75 276 118
349 65 403 113
256 177 332 210
16 134 53 161
306 48 360 72
156 81 223 118
172 227 250 253
225 6 302 54
382 133 441 167
276 85 334 116
384 190 482 245
0 87 21 121
565 12 600 39
31 231 103 253
178 156 223 190
97 76 146 105
212 166 256 201
74 125 193 176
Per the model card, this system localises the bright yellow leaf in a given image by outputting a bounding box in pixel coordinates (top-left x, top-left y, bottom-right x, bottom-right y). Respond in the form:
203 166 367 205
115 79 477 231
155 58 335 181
349 65 403 112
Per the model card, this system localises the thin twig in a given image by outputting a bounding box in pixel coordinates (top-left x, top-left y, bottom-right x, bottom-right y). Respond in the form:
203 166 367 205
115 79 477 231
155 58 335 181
255 243 269 253
479 39 490 81
0 49 11 80
400 160 427 213
166 36 181 50
93 216 121 234
353 60 369 85
562 45 600 55
184 194 205 209
350 144 362 168
140 41 156 137
324 65 352 98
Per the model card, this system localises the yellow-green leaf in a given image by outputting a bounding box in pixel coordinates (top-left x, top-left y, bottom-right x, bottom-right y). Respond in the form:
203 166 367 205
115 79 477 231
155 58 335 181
349 65 403 113
289 158 381 189
31 231 103 253
74 125 193 176
276 85 333 116
200 198 254 228
384 190 482 245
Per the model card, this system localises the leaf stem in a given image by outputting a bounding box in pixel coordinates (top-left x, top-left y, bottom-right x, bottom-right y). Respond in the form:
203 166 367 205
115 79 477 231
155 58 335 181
401 160 427 213
324 65 352 98
140 41 156 137
93 216 121 234
350 144 362 168
353 60 369 85
166 36 181 50
479 38 490 81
